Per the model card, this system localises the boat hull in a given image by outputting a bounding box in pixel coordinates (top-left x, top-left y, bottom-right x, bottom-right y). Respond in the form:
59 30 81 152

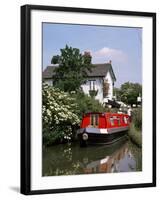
77 127 128 146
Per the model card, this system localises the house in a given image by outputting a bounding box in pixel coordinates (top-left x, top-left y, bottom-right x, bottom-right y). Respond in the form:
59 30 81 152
42 61 117 106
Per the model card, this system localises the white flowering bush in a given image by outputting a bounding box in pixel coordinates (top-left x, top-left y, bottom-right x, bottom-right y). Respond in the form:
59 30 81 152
42 83 80 145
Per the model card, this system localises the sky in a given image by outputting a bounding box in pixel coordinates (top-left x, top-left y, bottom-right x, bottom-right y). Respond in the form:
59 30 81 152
43 23 142 88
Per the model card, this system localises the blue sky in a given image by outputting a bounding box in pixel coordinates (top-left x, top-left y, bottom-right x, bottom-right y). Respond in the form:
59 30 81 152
43 23 142 88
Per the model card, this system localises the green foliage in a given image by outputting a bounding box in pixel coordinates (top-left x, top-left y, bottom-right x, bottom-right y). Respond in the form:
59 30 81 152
113 87 121 99
51 55 60 64
129 123 142 148
42 84 80 146
128 108 142 147
89 90 98 98
132 108 142 130
114 82 142 106
51 45 93 92
71 91 105 120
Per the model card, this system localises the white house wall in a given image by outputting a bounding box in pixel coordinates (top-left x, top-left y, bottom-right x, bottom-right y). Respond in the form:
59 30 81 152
81 81 90 95
81 78 104 103
95 79 104 103
44 71 114 104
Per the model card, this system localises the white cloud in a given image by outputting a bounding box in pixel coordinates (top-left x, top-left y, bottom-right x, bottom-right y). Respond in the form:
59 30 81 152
91 47 127 63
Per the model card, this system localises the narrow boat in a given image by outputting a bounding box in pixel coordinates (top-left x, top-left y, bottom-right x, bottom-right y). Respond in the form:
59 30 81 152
77 112 130 146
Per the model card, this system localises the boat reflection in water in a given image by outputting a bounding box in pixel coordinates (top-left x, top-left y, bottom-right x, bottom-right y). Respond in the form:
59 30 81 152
80 141 136 174
43 138 142 176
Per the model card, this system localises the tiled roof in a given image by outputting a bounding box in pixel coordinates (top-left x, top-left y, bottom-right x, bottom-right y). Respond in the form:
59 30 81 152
43 63 116 81
42 65 57 79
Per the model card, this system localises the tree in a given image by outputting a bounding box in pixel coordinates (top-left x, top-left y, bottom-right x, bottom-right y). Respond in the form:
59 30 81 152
121 82 142 105
114 82 142 106
51 45 93 92
113 87 121 100
71 91 105 120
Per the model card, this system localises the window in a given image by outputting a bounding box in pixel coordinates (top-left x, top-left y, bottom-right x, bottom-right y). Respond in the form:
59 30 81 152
91 115 94 126
124 117 128 124
95 114 98 126
89 80 96 90
90 114 99 127
110 117 114 126
117 117 121 126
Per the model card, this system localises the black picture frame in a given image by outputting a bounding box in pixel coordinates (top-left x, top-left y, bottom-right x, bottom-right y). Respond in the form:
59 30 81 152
21 4 156 195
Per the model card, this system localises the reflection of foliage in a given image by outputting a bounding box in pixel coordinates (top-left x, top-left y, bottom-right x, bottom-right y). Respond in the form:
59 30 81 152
42 83 80 146
89 90 98 98
103 79 110 97
127 142 142 171
43 143 82 176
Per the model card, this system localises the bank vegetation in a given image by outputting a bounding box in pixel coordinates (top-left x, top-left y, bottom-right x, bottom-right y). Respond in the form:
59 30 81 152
128 108 142 148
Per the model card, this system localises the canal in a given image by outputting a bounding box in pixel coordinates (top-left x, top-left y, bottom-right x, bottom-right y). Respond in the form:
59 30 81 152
42 138 142 176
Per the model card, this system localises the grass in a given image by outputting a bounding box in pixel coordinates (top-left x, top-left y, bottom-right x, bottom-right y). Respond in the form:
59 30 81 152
128 122 142 148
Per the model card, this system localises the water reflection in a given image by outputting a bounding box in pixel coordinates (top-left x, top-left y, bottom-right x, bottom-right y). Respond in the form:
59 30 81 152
80 142 136 173
43 138 142 176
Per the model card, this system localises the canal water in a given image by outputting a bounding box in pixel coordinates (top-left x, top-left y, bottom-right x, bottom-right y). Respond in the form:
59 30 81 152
43 138 142 176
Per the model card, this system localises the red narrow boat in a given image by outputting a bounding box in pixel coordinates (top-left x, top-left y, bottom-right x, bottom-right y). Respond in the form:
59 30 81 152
77 112 130 146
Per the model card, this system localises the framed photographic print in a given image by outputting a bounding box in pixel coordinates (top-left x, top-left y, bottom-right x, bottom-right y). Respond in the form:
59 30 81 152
21 4 156 195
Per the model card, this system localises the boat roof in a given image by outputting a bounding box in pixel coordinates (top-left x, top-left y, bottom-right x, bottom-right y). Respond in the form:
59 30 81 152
84 112 129 116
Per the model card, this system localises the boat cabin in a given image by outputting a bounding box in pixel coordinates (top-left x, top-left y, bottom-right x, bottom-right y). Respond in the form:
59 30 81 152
80 112 130 129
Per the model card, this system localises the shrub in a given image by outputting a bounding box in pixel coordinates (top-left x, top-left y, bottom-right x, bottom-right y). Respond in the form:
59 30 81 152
89 90 98 98
128 123 142 147
132 108 142 130
71 91 105 120
42 84 80 145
